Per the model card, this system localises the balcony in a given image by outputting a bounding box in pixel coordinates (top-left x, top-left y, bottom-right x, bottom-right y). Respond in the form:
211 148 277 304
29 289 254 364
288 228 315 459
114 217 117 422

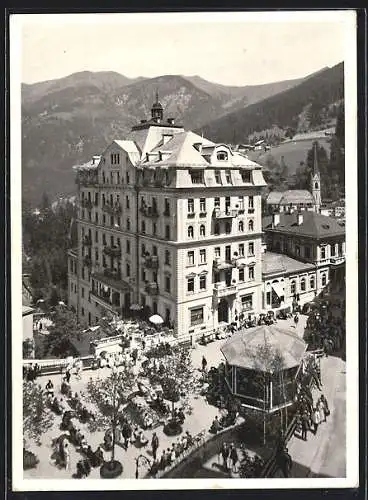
80 198 93 209
330 255 345 265
213 258 236 270
103 245 122 258
140 206 159 218
90 291 121 313
145 282 159 295
214 282 238 298
103 268 121 280
83 255 92 267
78 174 99 187
144 255 159 269
213 208 238 219
102 202 122 215
82 235 92 247
199 211 207 217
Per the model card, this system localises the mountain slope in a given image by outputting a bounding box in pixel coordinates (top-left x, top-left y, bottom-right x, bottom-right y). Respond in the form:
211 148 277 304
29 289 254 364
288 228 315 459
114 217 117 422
199 62 344 144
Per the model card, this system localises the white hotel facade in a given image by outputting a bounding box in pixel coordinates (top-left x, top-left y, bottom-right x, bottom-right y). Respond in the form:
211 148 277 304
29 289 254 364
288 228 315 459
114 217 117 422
68 97 267 339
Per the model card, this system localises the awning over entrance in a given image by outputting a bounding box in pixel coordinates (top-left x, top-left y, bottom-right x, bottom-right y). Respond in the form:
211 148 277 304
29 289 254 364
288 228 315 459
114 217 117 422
271 282 284 298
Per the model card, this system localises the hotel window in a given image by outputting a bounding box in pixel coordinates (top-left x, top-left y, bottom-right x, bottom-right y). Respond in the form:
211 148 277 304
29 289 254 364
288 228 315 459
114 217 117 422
238 221 244 232
305 246 311 259
310 276 315 289
141 268 146 281
117 217 121 227
238 196 244 211
199 224 206 237
102 172 106 184
141 244 146 257
95 231 98 243
110 215 114 226
190 306 204 325
200 249 206 264
153 246 157 256
95 213 99 224
81 287 85 298
188 226 194 238
241 170 251 183
225 171 232 184
214 170 222 184
238 243 244 256
187 251 195 266
248 196 254 209
126 196 130 209
126 263 131 277
187 277 195 293
102 234 107 245
199 275 206 290
141 220 145 234
321 273 327 286
95 193 99 206
214 197 220 209
110 172 113 184
153 223 157 236
225 222 231 234
127 218 131 231
200 198 206 213
239 268 245 281
330 244 336 257
248 242 254 256
117 237 121 247
248 220 254 232
95 249 99 262
110 235 114 246
190 170 204 184
214 223 220 236
214 271 220 283
296 245 301 257
321 247 326 259
300 278 306 291
241 294 253 311
126 240 131 254
215 247 220 258
165 276 171 293
88 211 92 221
126 173 130 184
164 199 170 215
338 242 343 256
165 225 171 240
102 255 106 267
81 307 85 317
165 250 171 266
291 280 296 295
188 199 194 213
117 172 120 184
248 265 255 280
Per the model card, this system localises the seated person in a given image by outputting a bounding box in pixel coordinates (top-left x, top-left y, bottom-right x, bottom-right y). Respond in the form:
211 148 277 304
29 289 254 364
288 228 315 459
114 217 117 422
58 398 67 413
45 380 54 398
74 428 83 446
85 445 94 460
209 415 222 434
131 426 140 443
143 412 153 429
51 397 62 415
93 446 104 466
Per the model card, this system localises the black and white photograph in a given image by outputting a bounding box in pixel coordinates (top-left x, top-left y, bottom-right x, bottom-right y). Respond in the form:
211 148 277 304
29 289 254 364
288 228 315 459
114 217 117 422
10 11 358 490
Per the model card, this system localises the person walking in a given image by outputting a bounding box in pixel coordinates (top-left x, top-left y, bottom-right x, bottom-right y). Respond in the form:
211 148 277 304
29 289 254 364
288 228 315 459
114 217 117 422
294 313 299 327
229 443 239 473
151 432 159 461
312 407 321 434
64 442 70 471
65 369 71 384
122 421 132 450
202 356 208 373
301 411 309 441
317 397 326 423
320 394 330 418
221 442 230 470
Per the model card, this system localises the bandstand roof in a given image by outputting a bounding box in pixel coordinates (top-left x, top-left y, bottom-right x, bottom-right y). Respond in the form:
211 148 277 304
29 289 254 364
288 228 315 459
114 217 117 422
221 325 307 372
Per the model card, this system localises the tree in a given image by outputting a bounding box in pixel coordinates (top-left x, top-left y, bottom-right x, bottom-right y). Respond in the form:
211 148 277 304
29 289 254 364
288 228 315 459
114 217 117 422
147 346 194 435
23 381 54 446
43 305 80 358
85 367 137 477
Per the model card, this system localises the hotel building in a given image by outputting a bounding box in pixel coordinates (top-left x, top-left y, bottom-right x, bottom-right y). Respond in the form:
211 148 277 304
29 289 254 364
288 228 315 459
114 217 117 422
68 96 267 339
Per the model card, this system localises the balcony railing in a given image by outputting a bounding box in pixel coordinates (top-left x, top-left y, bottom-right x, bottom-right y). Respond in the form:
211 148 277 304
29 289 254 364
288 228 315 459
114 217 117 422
248 208 255 214
102 202 122 215
213 258 236 270
80 198 93 209
103 245 122 258
140 206 159 218
214 283 238 297
213 209 238 219
103 268 121 280
82 236 92 246
144 255 159 269
330 256 345 265
90 291 121 312
145 282 159 295
78 175 99 187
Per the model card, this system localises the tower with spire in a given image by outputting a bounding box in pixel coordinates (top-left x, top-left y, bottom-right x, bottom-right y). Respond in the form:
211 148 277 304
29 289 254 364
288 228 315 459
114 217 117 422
151 90 164 122
311 142 321 213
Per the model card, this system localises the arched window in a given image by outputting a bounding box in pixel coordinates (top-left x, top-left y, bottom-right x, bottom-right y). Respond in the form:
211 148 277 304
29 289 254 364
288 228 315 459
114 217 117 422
300 278 306 291
291 280 296 295
310 276 315 289
214 223 220 235
248 220 254 232
321 273 327 287
217 151 228 161
315 182 319 189
127 218 131 231
188 226 194 238
199 224 206 236
225 222 231 234
141 220 145 234
238 221 244 232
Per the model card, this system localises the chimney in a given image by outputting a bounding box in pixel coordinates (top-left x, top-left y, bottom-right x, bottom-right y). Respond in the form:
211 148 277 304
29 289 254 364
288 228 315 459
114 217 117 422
297 212 304 225
272 212 280 227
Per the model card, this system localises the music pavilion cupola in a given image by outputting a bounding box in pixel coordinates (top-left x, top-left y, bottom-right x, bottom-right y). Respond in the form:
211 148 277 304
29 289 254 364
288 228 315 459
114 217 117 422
151 91 164 123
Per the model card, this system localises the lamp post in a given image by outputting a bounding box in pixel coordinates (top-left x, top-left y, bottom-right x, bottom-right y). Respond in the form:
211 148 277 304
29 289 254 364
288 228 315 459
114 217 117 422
135 454 151 479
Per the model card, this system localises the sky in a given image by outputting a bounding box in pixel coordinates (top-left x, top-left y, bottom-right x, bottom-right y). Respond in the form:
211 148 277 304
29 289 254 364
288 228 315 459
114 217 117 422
15 11 352 86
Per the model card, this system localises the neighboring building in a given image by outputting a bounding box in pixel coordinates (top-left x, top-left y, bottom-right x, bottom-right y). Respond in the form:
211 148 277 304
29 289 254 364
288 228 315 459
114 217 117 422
265 142 322 214
262 211 345 298
68 95 267 338
262 251 317 310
